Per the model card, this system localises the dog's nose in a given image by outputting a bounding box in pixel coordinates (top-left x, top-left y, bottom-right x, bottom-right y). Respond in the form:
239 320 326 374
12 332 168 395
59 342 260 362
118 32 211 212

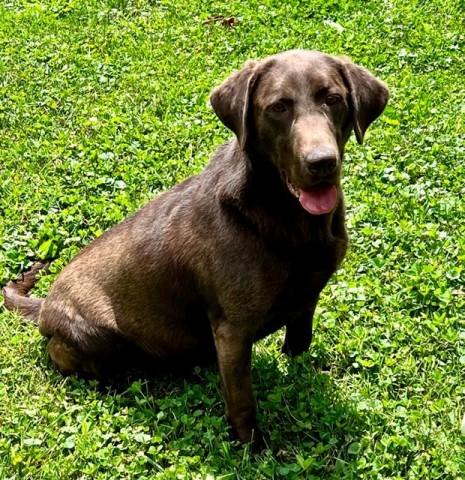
304 149 338 176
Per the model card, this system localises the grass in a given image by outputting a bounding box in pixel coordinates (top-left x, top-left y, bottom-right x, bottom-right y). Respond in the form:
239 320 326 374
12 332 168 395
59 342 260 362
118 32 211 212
1 0 464 478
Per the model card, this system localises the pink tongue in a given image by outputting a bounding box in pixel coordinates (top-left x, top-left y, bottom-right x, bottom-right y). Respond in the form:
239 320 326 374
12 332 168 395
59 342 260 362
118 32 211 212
299 185 338 215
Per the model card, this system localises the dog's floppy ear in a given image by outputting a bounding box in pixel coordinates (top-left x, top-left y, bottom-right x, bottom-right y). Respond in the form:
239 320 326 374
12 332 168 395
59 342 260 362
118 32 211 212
339 57 389 144
210 60 259 150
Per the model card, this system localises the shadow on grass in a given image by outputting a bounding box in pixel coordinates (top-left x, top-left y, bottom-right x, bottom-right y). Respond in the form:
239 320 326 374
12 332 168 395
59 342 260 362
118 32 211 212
35 333 366 472
253 345 365 464
5 306 365 472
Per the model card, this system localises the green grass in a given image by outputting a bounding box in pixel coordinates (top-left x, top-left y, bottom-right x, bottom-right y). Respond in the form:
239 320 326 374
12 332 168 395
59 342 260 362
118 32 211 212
1 0 464 478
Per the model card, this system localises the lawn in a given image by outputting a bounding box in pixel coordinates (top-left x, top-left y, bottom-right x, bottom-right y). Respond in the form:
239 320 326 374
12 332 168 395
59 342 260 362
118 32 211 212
1 0 464 478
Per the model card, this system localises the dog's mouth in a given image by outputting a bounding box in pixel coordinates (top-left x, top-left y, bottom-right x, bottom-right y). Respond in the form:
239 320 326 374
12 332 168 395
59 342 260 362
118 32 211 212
284 175 338 216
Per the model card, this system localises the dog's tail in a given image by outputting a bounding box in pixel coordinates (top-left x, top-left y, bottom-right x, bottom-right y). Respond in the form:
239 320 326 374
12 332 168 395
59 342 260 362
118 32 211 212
2 261 50 322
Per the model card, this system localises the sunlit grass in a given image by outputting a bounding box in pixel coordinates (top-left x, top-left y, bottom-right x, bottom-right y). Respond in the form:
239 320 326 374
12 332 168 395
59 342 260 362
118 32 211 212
1 0 464 478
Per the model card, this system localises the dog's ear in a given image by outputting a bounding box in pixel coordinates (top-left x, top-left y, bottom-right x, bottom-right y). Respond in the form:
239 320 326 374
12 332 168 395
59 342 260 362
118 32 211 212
339 57 389 144
210 60 259 150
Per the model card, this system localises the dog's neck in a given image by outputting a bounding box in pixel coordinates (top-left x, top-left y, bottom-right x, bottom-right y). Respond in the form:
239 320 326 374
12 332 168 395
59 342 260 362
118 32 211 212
213 139 346 250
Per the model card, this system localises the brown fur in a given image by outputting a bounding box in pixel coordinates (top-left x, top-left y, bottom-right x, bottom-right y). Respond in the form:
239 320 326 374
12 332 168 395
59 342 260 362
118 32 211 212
2 50 388 448
3 261 49 321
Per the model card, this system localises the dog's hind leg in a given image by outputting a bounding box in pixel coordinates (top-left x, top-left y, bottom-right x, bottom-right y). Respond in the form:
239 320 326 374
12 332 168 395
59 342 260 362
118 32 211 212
46 335 88 375
39 304 128 377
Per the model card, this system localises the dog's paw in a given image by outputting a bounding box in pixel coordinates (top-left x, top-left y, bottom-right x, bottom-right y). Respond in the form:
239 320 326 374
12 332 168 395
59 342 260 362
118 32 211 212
281 341 308 358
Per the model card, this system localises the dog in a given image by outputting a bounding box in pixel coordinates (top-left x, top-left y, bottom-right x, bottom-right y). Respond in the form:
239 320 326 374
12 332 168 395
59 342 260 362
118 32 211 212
2 50 388 448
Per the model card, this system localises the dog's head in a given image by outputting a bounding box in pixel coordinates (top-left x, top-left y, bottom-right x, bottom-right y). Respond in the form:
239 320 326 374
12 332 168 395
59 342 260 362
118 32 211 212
210 50 388 215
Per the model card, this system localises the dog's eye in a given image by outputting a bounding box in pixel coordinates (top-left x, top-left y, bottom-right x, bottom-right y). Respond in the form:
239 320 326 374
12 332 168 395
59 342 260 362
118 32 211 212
269 102 287 113
325 94 342 106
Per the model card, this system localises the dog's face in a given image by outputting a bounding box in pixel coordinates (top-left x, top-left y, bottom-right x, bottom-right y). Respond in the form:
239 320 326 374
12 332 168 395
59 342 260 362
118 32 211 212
210 50 389 215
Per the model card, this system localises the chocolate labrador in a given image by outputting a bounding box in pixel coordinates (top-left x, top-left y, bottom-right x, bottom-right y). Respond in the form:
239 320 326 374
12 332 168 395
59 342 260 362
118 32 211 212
3 50 388 448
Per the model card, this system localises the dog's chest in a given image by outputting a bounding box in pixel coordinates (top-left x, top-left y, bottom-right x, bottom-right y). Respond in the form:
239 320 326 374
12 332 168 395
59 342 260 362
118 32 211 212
254 255 336 339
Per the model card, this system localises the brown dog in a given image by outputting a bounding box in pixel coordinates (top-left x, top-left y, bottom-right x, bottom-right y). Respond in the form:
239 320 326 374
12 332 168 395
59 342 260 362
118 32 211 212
3 50 388 448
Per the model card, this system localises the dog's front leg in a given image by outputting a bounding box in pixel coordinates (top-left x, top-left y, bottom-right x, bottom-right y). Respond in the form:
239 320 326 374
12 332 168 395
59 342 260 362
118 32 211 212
282 299 318 357
212 321 263 449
